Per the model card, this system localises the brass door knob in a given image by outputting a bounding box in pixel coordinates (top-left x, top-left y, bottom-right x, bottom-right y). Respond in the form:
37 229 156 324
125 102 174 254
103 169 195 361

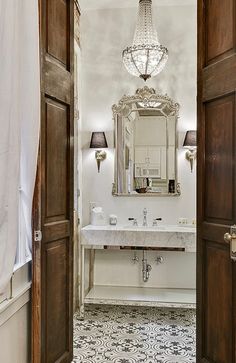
224 225 236 261
224 232 233 243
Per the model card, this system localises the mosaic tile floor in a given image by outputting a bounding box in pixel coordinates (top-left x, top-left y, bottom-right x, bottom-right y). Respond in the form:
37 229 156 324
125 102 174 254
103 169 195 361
73 305 196 363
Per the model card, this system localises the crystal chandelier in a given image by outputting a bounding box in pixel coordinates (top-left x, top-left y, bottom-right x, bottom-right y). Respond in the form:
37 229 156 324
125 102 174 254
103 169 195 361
122 0 168 81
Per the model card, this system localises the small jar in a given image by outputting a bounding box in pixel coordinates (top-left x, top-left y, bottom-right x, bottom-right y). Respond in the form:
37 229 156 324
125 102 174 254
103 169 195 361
109 215 117 225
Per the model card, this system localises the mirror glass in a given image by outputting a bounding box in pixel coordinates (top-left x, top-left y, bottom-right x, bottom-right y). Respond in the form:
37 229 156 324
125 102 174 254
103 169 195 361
112 87 180 196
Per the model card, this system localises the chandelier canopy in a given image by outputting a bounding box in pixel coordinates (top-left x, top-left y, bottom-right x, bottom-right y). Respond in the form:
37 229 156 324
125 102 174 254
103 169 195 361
122 0 168 81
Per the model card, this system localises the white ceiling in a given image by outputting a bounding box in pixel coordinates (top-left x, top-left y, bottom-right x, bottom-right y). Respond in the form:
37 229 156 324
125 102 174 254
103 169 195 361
79 0 195 11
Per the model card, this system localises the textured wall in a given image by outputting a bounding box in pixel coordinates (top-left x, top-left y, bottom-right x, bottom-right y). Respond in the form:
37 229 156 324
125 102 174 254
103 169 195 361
81 4 197 226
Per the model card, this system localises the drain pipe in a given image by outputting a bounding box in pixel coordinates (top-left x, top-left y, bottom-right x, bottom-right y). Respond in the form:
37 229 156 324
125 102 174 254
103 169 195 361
142 250 152 282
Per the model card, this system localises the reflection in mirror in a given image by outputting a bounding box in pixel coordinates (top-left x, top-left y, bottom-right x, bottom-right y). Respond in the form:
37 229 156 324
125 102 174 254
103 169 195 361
112 87 180 197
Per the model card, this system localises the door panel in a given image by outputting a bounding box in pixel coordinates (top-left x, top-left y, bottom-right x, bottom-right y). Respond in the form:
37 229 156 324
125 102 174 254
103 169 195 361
205 95 235 223
45 99 69 221
47 0 70 66
45 239 69 363
198 1 236 362
206 0 234 63
204 242 232 363
33 1 74 362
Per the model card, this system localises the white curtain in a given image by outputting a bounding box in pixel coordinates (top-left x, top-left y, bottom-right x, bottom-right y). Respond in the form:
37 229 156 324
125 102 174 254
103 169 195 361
0 0 40 294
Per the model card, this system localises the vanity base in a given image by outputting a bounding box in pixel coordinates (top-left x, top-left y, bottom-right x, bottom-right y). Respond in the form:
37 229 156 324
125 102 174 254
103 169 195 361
84 285 196 309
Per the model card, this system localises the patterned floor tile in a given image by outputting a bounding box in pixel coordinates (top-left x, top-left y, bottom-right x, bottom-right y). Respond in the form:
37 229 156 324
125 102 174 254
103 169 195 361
73 305 196 363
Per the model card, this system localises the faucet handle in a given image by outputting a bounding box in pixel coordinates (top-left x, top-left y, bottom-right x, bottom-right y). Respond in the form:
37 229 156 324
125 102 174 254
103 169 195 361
153 218 162 226
128 218 138 226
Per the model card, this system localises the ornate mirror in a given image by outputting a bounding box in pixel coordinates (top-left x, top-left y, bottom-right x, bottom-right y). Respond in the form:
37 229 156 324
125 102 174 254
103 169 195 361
112 87 180 197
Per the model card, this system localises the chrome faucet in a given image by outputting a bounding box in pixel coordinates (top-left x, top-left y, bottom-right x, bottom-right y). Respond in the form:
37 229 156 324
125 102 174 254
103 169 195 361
143 208 148 226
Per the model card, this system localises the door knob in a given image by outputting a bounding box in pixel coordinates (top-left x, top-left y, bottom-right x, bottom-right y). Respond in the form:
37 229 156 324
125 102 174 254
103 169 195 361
224 232 234 243
224 225 236 261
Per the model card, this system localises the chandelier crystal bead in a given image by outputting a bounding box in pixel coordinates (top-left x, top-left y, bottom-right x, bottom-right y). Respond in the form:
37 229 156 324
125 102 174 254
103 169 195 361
122 0 168 81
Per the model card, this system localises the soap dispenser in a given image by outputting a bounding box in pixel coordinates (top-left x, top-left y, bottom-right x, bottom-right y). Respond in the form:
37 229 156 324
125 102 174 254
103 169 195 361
91 207 106 226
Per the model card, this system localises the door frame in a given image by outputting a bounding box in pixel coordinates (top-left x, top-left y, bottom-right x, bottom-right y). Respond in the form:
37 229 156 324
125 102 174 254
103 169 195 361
32 1 236 363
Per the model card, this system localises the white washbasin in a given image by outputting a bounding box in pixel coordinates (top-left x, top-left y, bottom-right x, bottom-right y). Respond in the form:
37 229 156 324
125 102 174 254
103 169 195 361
81 224 196 252
121 224 196 233
122 225 167 231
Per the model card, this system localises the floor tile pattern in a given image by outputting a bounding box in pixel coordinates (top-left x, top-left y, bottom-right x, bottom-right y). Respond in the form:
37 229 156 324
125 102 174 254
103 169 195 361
73 305 196 363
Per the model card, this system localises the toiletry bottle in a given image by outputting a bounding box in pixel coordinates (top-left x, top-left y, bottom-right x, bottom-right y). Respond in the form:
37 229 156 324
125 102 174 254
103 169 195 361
168 180 175 193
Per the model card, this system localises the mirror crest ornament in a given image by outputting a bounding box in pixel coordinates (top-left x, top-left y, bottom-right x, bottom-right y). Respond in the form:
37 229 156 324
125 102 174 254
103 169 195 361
112 87 180 118
112 87 181 197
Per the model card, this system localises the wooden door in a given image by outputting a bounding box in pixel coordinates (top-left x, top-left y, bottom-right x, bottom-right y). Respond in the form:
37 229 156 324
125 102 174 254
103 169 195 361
32 1 74 362
197 1 236 362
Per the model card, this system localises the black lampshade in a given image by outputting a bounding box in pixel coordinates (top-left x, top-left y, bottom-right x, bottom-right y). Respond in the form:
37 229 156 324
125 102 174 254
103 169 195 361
90 132 108 149
183 130 197 148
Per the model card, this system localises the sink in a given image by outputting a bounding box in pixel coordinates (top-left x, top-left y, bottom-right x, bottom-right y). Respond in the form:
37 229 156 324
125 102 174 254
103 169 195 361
122 224 195 233
122 225 167 231
81 224 196 252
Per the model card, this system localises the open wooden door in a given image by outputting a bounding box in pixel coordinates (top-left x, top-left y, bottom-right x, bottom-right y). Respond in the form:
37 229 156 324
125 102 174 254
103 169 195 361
197 1 236 362
32 1 74 362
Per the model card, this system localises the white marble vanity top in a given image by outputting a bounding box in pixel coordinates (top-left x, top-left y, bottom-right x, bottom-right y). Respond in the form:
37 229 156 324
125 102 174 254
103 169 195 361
81 224 196 252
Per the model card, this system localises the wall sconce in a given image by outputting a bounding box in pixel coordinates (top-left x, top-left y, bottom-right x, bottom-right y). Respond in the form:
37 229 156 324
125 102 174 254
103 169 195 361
183 130 197 173
90 132 108 172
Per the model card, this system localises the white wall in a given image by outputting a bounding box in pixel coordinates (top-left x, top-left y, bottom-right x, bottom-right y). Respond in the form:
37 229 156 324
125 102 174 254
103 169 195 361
80 3 197 289
0 263 31 363
81 3 197 227
0 304 30 363
94 250 196 289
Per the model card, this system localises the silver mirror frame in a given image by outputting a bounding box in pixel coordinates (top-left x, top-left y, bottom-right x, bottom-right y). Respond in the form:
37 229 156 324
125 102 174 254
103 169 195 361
112 87 181 197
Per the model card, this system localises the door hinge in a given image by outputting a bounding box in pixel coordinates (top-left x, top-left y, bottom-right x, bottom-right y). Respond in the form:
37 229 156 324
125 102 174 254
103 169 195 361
34 230 42 242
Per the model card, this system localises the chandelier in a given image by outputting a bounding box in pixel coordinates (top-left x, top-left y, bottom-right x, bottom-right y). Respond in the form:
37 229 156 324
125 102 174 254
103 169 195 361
122 0 168 81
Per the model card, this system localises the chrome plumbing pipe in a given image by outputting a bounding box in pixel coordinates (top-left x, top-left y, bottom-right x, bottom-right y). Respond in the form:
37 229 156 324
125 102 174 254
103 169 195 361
142 250 152 282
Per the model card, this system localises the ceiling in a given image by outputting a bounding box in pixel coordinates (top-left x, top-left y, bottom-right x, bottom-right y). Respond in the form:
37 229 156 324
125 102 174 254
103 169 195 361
79 0 195 11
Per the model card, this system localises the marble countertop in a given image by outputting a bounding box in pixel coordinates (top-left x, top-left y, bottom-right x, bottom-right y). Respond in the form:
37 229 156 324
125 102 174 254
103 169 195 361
81 224 196 252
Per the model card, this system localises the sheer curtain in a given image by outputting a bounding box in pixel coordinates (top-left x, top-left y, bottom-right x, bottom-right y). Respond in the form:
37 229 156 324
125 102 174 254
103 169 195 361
0 0 40 294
